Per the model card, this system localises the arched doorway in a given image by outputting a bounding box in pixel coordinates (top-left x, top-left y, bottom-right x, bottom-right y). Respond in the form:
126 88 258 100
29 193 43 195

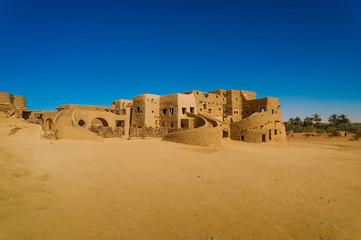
78 119 86 127
45 118 53 131
91 118 109 127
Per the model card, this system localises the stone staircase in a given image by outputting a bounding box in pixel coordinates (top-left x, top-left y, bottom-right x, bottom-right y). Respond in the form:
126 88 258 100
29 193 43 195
198 113 224 126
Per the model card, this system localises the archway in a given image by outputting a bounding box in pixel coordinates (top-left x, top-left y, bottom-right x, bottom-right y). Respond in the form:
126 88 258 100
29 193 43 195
78 119 86 127
45 118 53 131
91 118 109 127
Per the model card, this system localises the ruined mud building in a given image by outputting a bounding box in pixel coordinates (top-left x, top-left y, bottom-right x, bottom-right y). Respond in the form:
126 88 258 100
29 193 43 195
1 90 286 145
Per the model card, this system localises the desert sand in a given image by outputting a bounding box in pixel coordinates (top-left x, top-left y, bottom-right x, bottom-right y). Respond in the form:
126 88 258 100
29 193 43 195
1 115 361 240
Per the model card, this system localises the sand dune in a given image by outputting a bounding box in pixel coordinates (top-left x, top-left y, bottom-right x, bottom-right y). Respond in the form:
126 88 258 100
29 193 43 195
1 116 361 240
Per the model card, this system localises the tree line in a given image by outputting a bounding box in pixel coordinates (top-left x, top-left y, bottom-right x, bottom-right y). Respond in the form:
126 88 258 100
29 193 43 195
285 113 360 135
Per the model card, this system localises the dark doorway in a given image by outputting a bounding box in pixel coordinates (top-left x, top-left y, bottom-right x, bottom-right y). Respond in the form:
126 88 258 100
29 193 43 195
22 111 31 120
223 130 229 138
262 134 266 142
269 130 272 140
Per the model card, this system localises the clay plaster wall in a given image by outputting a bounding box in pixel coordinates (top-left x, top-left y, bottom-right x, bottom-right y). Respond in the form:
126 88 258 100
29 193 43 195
132 94 160 129
183 90 225 120
27 110 57 125
13 95 27 109
0 92 27 111
240 90 256 100
159 94 178 129
52 110 101 141
162 113 222 146
230 112 286 143
56 104 111 112
242 97 280 119
225 90 243 122
72 109 130 137
111 99 133 115
0 92 13 106
45 108 130 140
159 93 197 129
162 126 222 146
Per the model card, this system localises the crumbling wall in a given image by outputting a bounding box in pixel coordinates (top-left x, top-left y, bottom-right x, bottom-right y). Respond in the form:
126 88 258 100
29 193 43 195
13 95 27 110
0 92 13 107
27 111 57 125
0 92 27 112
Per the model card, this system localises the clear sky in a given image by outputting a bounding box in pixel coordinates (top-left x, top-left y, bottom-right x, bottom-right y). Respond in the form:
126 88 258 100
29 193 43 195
1 0 360 121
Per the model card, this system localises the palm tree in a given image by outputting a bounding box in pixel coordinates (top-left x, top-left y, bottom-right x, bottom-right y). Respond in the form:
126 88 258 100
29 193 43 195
289 118 295 124
312 113 322 125
303 117 314 126
337 114 350 124
328 114 338 125
294 117 302 125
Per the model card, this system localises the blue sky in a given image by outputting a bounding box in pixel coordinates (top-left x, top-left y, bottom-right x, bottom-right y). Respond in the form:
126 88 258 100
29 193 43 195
1 0 360 121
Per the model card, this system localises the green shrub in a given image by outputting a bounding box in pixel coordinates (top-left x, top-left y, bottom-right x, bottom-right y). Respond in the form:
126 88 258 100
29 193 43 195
315 129 325 136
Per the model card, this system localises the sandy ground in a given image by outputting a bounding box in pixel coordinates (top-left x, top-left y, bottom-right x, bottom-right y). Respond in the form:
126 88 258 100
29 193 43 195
1 115 361 240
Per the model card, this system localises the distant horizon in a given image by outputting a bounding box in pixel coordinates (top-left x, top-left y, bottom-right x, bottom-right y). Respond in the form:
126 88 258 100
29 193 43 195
1 0 360 121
